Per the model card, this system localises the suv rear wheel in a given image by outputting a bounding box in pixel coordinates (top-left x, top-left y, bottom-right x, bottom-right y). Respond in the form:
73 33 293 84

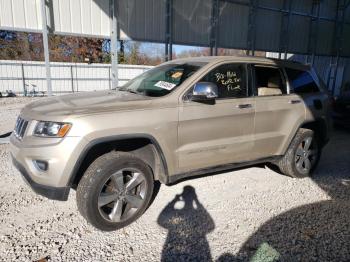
277 128 321 178
76 151 154 231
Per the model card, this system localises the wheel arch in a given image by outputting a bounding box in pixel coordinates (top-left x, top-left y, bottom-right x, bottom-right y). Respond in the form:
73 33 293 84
300 118 329 147
282 118 329 156
68 134 169 189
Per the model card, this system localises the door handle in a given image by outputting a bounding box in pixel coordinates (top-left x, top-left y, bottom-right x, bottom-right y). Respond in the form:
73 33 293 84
237 104 252 109
289 99 301 104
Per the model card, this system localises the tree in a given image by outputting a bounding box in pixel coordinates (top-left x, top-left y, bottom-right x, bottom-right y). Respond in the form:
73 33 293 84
127 42 141 64
118 40 126 64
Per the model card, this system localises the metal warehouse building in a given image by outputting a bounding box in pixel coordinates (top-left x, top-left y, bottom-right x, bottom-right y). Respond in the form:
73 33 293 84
0 0 350 96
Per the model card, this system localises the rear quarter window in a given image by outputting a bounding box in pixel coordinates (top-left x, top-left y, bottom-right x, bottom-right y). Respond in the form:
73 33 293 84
285 68 320 94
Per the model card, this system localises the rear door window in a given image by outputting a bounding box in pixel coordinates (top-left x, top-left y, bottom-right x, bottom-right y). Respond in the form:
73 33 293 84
254 66 286 96
285 68 320 94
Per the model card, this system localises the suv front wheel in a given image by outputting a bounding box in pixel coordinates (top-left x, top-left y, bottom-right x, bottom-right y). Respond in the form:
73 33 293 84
277 128 321 178
77 151 154 231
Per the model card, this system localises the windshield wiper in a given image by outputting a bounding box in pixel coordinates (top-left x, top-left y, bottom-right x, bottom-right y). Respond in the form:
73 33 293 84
118 88 141 95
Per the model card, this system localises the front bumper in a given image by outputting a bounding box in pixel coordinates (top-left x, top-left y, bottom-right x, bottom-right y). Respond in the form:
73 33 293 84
12 155 70 201
9 121 88 201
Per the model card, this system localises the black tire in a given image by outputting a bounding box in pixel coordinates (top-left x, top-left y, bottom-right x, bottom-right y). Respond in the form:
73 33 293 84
277 128 321 178
77 151 154 231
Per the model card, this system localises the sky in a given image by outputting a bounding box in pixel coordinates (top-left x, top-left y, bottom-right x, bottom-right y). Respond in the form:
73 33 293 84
139 42 203 56
173 45 196 53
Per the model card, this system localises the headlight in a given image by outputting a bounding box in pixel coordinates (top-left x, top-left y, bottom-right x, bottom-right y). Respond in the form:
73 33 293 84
34 121 72 138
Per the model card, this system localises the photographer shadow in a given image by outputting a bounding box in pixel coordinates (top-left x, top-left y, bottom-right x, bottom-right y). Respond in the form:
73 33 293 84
217 129 350 261
158 130 350 261
157 186 215 262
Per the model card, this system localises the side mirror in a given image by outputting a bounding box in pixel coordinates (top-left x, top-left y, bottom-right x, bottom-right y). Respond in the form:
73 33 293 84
191 82 218 101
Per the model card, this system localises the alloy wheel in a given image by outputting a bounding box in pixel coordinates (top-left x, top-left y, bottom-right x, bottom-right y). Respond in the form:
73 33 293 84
295 136 318 174
98 168 147 222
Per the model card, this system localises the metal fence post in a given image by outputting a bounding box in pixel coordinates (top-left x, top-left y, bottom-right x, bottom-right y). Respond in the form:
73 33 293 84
108 66 111 89
75 64 79 92
21 63 26 96
70 65 74 92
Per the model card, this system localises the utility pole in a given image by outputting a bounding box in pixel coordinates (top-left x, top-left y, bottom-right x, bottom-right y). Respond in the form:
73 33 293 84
40 0 52 96
111 0 119 89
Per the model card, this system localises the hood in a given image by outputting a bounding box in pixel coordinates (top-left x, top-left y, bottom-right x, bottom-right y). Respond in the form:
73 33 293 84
22 90 153 119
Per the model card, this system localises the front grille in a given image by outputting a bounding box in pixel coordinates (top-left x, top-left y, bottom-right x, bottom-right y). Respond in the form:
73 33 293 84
14 117 29 139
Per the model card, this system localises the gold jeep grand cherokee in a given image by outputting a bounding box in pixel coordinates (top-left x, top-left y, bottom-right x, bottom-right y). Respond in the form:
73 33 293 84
10 56 332 231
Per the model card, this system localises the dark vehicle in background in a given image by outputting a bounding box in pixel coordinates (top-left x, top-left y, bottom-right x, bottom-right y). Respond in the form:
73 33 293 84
333 83 350 128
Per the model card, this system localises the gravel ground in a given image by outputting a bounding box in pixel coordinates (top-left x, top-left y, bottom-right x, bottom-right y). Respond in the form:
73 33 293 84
0 97 39 135
0 98 349 261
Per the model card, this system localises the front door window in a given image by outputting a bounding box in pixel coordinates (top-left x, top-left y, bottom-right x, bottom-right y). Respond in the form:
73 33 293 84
200 63 248 99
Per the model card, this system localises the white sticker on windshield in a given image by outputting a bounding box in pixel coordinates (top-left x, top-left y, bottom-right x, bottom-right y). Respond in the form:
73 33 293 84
154 81 176 90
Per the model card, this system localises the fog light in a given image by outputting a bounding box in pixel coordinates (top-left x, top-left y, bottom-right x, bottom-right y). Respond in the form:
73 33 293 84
33 160 48 171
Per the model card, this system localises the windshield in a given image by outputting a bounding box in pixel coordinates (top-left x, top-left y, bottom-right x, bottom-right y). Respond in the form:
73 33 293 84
120 62 207 97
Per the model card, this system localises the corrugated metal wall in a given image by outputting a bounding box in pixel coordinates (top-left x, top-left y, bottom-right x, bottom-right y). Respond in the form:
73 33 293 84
218 2 249 50
316 20 335 55
287 15 310 54
172 0 211 46
0 0 111 37
51 0 110 37
255 9 282 51
343 23 350 56
1 0 350 57
0 0 42 31
117 0 166 42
